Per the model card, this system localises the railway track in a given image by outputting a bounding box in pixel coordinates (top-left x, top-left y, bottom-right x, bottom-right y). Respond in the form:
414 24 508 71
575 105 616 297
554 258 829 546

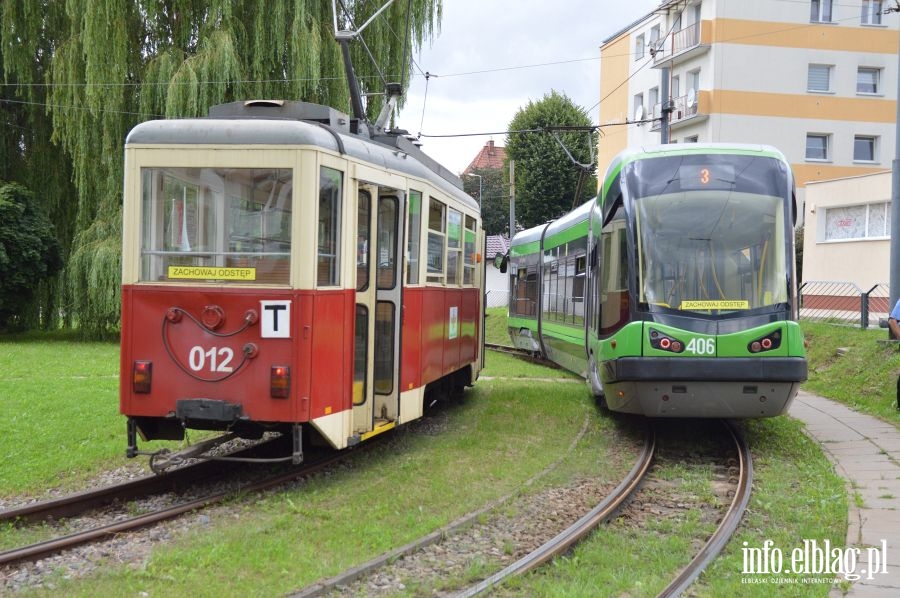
656 420 753 597
0 439 381 569
292 418 752 597
3 416 752 594
484 342 553 364
291 420 655 597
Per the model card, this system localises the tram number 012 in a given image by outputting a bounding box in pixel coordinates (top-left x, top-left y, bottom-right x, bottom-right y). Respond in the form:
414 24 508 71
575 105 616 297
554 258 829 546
188 346 234 372
685 338 715 356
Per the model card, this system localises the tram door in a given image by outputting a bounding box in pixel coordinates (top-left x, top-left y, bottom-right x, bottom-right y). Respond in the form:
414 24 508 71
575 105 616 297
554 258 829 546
353 185 404 436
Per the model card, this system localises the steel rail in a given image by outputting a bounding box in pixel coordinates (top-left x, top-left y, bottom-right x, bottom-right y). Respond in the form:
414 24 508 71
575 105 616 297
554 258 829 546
0 439 290 525
0 441 380 568
656 419 754 597
455 422 656 597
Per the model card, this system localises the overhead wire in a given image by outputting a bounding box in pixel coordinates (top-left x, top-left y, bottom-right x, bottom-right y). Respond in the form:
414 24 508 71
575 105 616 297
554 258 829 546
0 4 890 134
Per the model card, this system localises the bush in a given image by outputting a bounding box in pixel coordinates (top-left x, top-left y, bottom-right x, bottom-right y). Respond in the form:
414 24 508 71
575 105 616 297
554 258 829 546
0 182 62 330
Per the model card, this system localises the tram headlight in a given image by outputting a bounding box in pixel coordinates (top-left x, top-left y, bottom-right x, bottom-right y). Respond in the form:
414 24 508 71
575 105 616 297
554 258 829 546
133 361 152 394
648 328 685 354
270 365 291 399
748 331 782 353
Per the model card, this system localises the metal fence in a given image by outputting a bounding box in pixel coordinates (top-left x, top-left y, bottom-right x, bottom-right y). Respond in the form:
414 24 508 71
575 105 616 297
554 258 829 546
485 290 510 309
798 281 890 328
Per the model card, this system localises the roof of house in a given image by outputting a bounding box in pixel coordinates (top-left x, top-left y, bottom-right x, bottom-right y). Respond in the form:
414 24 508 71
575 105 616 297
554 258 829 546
464 140 507 172
486 234 509 258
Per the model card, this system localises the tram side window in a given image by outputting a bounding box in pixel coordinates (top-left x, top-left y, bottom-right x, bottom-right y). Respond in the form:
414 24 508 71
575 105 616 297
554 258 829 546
463 216 477 286
446 208 463 286
511 256 539 316
426 198 446 283
541 240 587 326
318 167 343 286
139 167 291 284
377 196 398 290
599 216 630 336
357 191 370 291
406 190 422 284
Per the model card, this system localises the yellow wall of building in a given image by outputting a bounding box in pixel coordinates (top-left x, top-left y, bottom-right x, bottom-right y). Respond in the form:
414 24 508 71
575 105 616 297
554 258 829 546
598 33 632 183
710 90 895 122
711 19 897 53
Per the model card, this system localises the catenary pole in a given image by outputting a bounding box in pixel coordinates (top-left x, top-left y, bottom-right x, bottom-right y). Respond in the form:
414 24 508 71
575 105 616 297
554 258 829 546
890 2 900 331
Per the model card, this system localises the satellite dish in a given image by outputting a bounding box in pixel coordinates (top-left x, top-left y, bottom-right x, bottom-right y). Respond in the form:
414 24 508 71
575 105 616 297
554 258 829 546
687 88 697 107
634 104 644 122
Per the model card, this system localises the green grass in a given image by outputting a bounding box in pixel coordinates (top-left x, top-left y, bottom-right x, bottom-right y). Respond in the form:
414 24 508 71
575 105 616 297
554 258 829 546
484 306 512 345
0 318 869 596
18 379 635 596
801 321 900 421
0 338 127 494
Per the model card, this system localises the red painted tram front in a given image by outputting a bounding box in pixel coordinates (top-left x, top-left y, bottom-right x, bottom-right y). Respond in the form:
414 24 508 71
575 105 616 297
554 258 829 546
120 101 484 463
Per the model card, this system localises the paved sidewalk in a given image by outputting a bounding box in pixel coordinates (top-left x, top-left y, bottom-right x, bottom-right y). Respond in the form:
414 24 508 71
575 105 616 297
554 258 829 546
789 391 900 597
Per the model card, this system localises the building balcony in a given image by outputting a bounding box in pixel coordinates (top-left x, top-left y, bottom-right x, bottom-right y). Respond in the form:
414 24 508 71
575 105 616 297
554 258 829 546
650 90 710 132
651 21 711 67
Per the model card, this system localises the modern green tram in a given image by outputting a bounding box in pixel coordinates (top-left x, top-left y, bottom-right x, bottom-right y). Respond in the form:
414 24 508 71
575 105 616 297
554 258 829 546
503 144 808 418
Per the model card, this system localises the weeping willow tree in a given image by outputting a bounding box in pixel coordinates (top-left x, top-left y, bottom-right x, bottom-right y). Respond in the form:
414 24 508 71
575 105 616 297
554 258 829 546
0 0 441 335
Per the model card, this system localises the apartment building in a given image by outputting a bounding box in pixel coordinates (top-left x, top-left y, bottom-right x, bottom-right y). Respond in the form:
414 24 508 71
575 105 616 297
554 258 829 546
598 0 899 206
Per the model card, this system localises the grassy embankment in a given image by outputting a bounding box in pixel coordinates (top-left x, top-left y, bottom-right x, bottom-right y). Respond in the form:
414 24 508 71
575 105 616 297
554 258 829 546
0 313 888 596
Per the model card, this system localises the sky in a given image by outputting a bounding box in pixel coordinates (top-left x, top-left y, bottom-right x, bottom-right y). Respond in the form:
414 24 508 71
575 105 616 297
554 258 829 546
393 0 661 174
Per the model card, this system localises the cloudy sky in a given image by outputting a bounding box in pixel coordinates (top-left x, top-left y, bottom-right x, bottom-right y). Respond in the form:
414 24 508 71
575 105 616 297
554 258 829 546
393 0 661 174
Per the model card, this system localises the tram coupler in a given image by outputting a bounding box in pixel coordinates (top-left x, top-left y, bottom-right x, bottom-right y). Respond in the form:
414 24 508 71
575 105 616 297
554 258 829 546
292 423 303 465
146 432 239 473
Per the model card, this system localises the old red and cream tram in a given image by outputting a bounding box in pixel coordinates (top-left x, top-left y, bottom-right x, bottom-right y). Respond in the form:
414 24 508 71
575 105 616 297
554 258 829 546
120 100 484 465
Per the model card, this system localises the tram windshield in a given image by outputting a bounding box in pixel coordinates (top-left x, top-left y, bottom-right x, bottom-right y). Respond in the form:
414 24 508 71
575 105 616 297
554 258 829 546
139 167 292 285
628 155 789 315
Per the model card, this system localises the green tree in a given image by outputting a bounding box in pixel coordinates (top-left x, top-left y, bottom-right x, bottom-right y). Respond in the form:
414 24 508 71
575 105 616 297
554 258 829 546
0 0 442 335
464 167 508 236
0 182 62 331
505 90 597 229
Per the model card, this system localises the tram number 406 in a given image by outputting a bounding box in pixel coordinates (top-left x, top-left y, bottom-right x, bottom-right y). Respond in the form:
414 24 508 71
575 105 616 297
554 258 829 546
685 338 715 356
188 346 234 372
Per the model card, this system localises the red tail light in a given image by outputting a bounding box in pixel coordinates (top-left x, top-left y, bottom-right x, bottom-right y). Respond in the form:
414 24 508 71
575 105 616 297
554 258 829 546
133 361 152 393
271 365 291 399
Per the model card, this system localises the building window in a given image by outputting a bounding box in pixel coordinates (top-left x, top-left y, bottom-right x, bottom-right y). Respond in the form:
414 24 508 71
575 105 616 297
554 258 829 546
857 68 881 94
853 135 877 161
633 93 644 121
635 33 645 60
649 25 661 54
806 134 829 160
648 86 659 119
824 203 889 240
810 0 833 22
807 64 832 92
862 0 883 25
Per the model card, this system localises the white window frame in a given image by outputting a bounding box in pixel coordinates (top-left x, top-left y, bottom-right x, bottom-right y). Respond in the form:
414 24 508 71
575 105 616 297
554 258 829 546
857 67 881 95
807 64 832 93
853 135 878 162
633 92 644 122
861 0 883 25
805 133 830 161
635 33 645 60
810 0 833 23
822 202 890 241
